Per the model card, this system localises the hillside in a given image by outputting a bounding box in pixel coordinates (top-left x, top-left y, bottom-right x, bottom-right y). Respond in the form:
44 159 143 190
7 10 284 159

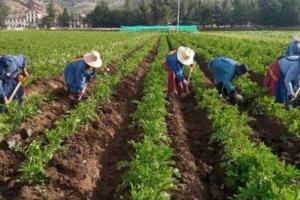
5 0 139 15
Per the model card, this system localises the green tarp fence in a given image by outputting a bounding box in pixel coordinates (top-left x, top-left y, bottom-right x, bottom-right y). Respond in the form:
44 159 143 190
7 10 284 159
120 25 198 32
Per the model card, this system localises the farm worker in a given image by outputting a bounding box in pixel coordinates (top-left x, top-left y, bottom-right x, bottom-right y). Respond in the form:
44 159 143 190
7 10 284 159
163 46 195 97
64 51 102 100
208 57 248 103
0 55 29 112
270 56 300 105
284 33 300 56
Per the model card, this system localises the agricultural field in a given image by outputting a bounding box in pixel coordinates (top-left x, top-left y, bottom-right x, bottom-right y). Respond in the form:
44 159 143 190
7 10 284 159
0 30 299 200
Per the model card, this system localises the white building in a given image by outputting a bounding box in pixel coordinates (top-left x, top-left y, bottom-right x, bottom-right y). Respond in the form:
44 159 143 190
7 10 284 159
5 15 27 28
5 0 46 28
26 10 43 27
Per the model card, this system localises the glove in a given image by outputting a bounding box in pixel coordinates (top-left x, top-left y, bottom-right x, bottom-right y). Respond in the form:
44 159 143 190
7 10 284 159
234 93 244 103
229 90 244 103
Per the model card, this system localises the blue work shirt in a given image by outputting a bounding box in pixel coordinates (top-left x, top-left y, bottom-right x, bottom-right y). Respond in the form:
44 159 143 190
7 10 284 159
278 56 300 95
64 59 96 93
285 41 300 56
208 57 238 93
166 52 185 81
0 55 27 99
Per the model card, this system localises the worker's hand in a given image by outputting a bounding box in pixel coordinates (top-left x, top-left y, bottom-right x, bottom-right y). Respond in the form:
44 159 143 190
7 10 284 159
183 79 189 86
190 63 195 68
18 74 27 84
3 96 9 105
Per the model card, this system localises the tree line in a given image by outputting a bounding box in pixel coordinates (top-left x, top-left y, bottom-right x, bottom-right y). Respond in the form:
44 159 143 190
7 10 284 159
87 0 300 27
1 0 300 28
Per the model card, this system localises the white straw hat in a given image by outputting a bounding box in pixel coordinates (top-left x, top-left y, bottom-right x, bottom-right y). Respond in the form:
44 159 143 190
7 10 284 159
83 51 102 68
294 32 300 42
177 46 195 66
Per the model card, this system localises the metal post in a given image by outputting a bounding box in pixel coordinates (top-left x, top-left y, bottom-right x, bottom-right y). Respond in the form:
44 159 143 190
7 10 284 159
177 0 180 33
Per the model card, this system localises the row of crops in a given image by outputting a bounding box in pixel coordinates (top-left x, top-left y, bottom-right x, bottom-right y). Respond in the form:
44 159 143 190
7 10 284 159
0 31 299 200
169 32 300 199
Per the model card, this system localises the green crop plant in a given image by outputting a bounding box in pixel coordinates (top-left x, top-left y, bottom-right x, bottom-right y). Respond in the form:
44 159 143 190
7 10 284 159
19 36 160 183
172 33 300 138
118 39 178 200
191 66 300 200
0 33 156 143
0 93 50 141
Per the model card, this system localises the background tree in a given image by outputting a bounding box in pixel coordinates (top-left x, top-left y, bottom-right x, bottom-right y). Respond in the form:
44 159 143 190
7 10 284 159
42 0 56 28
86 2 110 27
57 8 70 27
278 0 300 26
257 0 282 26
0 0 9 27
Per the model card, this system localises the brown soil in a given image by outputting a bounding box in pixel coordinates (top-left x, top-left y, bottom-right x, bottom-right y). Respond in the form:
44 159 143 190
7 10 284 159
2 62 118 150
195 52 300 169
167 95 229 200
24 44 145 98
0 41 159 200
249 72 264 86
2 44 144 150
251 115 300 168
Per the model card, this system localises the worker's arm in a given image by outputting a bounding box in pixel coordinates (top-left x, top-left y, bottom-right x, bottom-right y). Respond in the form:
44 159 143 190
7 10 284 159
284 64 300 96
86 68 96 82
0 79 8 104
74 66 86 93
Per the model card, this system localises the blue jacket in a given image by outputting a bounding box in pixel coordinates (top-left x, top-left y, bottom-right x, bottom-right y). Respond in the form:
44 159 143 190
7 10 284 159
165 52 185 81
278 56 300 96
0 55 27 99
285 41 300 56
64 59 96 93
208 57 238 93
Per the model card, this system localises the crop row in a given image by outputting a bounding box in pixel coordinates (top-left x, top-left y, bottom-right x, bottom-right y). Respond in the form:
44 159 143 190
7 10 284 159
171 33 300 138
118 39 177 199
0 31 153 83
191 66 300 199
0 33 155 142
18 36 160 183
182 32 286 74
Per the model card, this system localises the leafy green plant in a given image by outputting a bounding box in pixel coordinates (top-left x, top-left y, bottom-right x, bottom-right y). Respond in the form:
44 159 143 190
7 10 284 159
191 66 300 199
19 36 160 183
118 40 178 200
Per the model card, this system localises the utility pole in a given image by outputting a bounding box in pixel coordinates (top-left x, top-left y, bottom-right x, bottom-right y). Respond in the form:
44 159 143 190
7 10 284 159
177 0 180 33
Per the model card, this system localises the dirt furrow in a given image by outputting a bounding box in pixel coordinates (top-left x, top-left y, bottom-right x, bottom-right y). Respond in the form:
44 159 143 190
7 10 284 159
0 44 150 199
251 116 300 168
195 53 300 170
1 41 160 200
24 44 145 98
167 95 228 200
2 45 144 150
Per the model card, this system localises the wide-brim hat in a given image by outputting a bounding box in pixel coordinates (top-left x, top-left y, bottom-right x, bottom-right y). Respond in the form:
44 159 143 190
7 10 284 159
177 46 195 66
83 51 102 68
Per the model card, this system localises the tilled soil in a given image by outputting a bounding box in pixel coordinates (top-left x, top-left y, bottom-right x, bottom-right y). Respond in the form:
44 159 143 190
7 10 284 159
251 115 300 168
24 43 145 98
249 72 264 87
167 95 229 200
2 62 118 150
195 52 300 170
2 44 143 149
0 42 159 200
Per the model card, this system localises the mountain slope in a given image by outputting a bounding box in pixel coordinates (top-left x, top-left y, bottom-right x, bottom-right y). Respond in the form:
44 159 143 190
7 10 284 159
6 0 141 15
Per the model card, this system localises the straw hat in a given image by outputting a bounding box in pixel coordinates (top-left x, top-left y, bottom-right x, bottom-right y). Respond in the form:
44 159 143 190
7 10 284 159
83 51 102 68
177 46 195 66
294 32 300 42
